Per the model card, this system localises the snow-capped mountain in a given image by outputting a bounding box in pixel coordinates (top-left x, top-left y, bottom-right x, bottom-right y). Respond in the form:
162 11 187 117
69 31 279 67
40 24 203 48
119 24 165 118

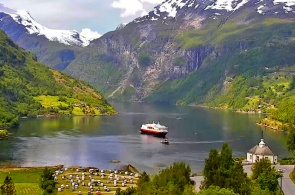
66 0 295 102
134 0 295 23
0 4 102 70
0 6 100 47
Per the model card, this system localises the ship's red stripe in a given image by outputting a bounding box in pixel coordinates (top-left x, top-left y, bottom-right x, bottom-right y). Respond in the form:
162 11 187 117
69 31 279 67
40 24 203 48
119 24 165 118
140 129 167 134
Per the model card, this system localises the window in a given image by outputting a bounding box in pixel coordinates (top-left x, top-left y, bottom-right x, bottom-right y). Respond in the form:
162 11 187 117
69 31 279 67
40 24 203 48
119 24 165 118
250 155 252 159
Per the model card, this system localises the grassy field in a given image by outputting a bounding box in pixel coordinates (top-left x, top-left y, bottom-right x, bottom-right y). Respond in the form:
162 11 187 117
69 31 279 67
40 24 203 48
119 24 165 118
15 183 43 195
34 95 102 116
0 167 44 194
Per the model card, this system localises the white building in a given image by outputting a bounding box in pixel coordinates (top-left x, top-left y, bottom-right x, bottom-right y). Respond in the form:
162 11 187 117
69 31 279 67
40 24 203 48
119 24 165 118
246 139 277 164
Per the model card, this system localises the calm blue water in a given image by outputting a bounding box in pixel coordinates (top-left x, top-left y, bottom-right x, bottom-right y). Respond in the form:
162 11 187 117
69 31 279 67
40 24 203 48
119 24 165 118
0 102 290 173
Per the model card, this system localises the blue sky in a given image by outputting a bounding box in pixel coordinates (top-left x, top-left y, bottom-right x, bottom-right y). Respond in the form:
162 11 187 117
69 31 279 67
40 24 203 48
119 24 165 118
1 0 164 34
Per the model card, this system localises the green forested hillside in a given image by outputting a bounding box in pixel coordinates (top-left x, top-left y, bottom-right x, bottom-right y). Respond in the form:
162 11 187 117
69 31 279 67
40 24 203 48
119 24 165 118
146 18 295 124
0 30 115 128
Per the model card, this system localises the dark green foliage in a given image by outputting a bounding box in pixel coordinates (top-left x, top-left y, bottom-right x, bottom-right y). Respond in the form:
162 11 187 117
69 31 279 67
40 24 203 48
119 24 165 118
202 143 251 195
251 158 282 193
257 171 281 192
251 158 272 180
0 176 16 195
202 149 219 188
138 51 151 67
0 30 115 128
286 125 295 156
197 186 238 195
278 157 295 165
115 187 137 195
117 162 193 195
273 99 295 124
201 144 283 195
40 168 55 195
289 76 295 91
136 171 149 186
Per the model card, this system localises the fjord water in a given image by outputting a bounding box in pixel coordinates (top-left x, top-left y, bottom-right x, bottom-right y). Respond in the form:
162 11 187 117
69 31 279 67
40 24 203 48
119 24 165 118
1 102 290 173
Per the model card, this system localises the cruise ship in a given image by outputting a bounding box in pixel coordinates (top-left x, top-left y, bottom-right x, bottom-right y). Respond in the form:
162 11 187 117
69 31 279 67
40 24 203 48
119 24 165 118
140 121 168 137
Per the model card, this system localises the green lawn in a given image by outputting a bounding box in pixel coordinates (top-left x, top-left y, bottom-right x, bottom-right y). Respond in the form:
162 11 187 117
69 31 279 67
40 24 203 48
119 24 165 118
15 183 43 195
0 168 43 183
0 168 44 194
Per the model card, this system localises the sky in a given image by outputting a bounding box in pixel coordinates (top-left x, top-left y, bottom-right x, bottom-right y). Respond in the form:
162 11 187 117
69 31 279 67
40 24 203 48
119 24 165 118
0 0 164 35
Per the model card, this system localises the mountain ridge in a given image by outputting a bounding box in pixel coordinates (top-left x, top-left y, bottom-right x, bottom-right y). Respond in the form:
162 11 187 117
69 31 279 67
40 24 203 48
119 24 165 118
0 4 101 71
0 4 101 47
64 0 295 108
2 0 295 115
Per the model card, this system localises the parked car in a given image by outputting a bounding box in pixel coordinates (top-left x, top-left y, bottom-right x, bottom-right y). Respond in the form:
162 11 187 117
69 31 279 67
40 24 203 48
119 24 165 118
277 168 284 173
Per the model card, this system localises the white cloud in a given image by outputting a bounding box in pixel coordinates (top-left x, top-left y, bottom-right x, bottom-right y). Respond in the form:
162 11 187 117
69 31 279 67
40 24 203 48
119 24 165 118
1 0 166 34
111 0 143 17
142 0 164 4
111 0 164 17
80 28 101 40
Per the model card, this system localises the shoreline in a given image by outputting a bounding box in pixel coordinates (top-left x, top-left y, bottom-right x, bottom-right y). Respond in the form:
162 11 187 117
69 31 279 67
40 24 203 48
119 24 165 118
0 164 140 173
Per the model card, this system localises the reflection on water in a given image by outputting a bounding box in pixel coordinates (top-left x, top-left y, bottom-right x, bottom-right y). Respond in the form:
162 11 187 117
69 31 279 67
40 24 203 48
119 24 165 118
0 101 290 173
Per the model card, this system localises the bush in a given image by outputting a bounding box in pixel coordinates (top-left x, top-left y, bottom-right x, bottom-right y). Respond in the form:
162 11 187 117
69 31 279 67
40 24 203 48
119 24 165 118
40 168 55 195
138 51 151 67
278 157 295 165
173 57 186 66
0 129 9 137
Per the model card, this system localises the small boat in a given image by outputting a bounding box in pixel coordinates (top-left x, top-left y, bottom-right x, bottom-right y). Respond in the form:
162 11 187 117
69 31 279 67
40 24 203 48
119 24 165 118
160 139 169 144
140 121 168 137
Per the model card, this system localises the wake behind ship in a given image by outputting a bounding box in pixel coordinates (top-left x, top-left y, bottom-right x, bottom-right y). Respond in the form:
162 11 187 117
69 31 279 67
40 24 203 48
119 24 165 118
140 121 168 137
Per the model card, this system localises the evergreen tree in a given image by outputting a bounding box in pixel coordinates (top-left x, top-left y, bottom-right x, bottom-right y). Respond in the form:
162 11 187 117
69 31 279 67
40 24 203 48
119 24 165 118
251 158 272 180
219 143 234 170
202 143 251 195
202 149 219 189
0 176 16 195
40 168 55 195
251 158 282 193
257 170 281 192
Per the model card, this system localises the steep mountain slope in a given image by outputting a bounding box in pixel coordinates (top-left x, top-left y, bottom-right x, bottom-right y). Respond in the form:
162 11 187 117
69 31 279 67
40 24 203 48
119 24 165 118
65 0 295 108
0 5 100 70
0 30 115 128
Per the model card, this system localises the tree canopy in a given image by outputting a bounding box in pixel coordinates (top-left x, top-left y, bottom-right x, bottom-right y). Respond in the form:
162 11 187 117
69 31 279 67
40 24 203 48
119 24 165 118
40 168 55 195
251 158 282 193
0 176 16 195
201 143 251 195
116 162 194 195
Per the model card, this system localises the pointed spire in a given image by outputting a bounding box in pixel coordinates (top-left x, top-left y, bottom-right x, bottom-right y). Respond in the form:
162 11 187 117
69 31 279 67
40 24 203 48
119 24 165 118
261 128 264 139
259 139 265 147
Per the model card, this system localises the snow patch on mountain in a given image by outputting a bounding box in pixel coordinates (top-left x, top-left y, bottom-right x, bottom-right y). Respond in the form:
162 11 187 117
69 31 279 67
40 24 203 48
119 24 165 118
273 0 295 6
133 0 295 23
134 0 195 23
158 0 187 17
273 0 295 12
257 5 265 14
6 10 100 47
205 0 250 11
